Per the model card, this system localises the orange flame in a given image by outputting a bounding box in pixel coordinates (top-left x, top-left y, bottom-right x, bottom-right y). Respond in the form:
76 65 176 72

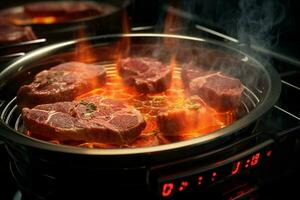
74 28 97 63
114 10 131 63
163 2 182 48
163 1 182 34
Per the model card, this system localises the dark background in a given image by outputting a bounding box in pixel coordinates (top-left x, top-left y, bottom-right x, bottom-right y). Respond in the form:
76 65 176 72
131 0 300 59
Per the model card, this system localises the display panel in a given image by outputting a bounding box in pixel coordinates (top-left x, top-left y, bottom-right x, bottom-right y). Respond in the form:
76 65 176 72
158 147 273 198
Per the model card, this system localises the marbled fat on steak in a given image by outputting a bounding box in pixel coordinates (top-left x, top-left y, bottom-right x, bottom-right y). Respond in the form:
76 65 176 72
17 61 106 108
22 95 146 145
118 57 172 93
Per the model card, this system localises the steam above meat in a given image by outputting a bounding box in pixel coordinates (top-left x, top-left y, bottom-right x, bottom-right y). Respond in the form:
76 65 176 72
17 61 106 108
181 65 244 112
118 57 172 93
22 95 146 145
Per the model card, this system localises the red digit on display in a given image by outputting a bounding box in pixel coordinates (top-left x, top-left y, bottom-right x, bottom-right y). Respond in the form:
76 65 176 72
266 150 272 157
245 159 250 168
231 161 241 175
162 183 174 197
198 176 203 185
250 153 261 167
178 181 189 192
211 172 217 182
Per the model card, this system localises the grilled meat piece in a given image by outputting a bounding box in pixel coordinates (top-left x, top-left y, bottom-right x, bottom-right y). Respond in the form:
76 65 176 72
22 95 146 145
181 64 244 112
24 1 103 20
157 96 205 135
0 23 36 44
118 57 172 93
181 64 212 87
189 72 244 112
17 61 106 108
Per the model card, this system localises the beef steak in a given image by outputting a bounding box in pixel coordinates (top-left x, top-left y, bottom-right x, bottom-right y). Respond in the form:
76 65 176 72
24 1 103 19
22 95 146 145
189 72 244 112
181 64 212 87
157 95 227 136
157 96 205 135
0 22 36 44
17 61 106 108
118 57 172 93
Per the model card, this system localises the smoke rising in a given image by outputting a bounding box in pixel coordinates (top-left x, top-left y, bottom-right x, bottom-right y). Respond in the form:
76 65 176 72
159 0 285 50
236 0 285 49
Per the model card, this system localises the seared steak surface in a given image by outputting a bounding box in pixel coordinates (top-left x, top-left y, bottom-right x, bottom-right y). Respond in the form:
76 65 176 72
157 96 207 135
181 64 244 112
118 57 172 93
189 72 244 112
17 61 106 108
22 95 146 145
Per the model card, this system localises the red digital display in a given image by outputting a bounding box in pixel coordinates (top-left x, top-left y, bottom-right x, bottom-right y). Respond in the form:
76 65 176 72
159 148 273 198
178 181 189 192
211 172 217 182
266 150 272 157
231 161 241 175
197 176 203 185
250 153 261 166
244 159 251 168
162 183 174 197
